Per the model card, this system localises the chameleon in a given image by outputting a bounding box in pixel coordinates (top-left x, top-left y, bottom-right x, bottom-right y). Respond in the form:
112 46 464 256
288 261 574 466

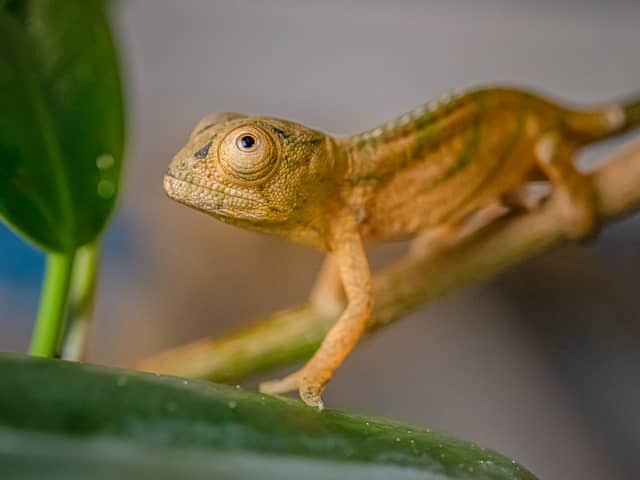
164 86 640 409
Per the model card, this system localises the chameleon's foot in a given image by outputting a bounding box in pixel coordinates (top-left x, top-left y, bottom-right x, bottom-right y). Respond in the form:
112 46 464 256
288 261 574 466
259 367 326 410
299 377 325 410
534 134 598 241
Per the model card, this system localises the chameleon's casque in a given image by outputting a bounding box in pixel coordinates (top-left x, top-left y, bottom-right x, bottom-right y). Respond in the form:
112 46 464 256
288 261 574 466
165 86 640 408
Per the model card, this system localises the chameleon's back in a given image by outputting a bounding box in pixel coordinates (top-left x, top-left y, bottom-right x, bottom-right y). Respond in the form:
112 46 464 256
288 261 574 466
339 87 635 242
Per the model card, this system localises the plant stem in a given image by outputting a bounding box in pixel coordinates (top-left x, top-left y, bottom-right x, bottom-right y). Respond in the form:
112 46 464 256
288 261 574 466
62 242 99 361
29 251 75 357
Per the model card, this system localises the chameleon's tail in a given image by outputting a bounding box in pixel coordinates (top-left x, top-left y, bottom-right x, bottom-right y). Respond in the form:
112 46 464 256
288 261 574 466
564 92 640 144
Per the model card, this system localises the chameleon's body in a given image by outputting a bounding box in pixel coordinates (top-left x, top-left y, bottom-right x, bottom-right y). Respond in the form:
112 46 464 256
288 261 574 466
165 86 640 409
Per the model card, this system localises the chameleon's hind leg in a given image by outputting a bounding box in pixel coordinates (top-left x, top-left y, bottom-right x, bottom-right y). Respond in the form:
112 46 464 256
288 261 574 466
534 133 597 239
261 212 372 409
409 201 509 258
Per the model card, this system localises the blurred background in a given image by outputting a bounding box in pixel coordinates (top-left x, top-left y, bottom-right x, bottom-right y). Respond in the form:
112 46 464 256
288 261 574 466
2 0 640 478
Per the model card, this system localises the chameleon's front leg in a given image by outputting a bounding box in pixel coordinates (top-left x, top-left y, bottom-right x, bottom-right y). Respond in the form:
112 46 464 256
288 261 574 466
260 211 372 409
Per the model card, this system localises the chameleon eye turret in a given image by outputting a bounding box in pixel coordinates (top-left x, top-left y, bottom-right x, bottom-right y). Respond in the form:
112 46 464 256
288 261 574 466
218 124 280 184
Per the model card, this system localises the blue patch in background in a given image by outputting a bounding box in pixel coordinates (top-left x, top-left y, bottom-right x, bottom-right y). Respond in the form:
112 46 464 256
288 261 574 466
0 224 44 290
0 224 43 351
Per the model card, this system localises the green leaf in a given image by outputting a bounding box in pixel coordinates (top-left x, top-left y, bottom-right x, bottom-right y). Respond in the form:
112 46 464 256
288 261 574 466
0 354 538 480
0 0 125 252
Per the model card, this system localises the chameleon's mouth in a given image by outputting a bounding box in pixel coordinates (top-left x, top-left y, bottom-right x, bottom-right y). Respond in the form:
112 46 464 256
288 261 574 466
163 174 197 204
163 174 268 221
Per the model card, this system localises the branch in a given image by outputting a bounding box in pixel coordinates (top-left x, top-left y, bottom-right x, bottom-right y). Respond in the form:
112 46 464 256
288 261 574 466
135 138 640 381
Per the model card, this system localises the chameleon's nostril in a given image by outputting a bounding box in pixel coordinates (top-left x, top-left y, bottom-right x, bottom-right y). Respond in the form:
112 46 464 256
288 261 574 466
176 155 196 172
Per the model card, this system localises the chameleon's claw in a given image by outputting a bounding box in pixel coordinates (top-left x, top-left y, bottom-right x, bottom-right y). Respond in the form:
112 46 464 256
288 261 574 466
300 378 325 411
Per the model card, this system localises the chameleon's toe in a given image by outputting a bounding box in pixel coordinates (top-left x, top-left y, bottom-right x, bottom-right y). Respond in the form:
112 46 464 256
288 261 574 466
259 371 301 395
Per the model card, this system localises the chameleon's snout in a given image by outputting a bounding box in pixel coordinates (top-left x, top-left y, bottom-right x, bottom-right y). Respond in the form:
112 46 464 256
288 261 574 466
163 149 199 203
163 152 272 221
163 173 186 203
162 170 218 213
162 173 173 194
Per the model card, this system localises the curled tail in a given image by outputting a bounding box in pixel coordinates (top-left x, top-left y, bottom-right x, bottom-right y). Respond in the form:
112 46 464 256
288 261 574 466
564 92 640 144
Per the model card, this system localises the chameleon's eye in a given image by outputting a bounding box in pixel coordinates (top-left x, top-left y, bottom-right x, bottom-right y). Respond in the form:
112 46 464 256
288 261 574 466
218 125 280 184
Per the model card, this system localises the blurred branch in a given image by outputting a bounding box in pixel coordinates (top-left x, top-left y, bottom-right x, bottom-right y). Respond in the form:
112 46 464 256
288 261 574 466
62 242 99 361
135 138 640 381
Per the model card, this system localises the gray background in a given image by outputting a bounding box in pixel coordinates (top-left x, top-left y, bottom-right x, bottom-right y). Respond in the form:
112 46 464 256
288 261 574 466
3 1 640 478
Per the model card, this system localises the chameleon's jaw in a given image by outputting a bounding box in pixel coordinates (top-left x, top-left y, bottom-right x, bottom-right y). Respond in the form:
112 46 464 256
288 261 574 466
163 173 273 223
163 174 193 207
163 173 228 215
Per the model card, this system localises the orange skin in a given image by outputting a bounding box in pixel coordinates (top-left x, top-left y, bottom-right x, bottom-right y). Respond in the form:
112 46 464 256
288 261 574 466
165 86 638 409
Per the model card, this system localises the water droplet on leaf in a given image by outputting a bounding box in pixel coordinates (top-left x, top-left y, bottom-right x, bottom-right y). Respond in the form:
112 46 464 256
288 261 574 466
97 179 115 198
96 153 115 170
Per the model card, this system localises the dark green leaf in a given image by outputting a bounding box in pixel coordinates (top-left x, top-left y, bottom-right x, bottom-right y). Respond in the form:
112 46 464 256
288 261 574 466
0 354 538 480
0 0 125 251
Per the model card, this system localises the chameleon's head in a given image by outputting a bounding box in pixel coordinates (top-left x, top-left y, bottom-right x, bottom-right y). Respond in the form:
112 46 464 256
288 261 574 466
164 113 336 230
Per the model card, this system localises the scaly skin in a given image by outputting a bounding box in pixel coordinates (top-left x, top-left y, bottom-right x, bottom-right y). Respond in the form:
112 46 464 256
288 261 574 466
164 86 640 409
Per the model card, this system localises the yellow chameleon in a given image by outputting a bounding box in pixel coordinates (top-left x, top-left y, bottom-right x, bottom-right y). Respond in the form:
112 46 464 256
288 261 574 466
165 86 640 409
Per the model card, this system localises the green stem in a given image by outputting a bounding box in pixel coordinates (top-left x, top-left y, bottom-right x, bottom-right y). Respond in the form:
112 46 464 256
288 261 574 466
62 242 99 361
29 251 75 357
